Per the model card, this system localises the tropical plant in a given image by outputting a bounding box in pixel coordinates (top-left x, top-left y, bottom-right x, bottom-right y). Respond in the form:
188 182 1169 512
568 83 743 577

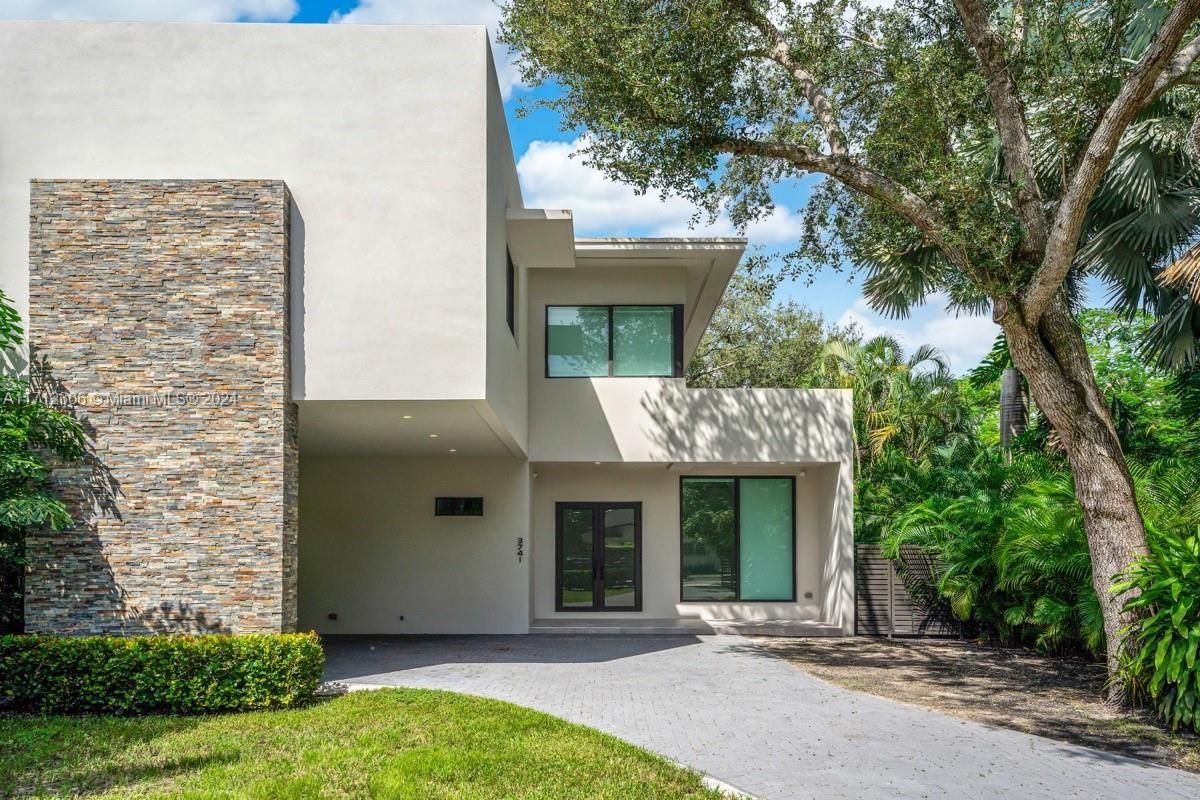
501 0 1200 697
1116 459 1200 731
881 448 1107 654
823 336 971 468
0 290 84 631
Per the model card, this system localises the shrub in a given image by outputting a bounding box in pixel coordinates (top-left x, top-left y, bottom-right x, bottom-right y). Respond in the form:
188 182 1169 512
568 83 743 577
0 632 324 714
1117 531 1200 732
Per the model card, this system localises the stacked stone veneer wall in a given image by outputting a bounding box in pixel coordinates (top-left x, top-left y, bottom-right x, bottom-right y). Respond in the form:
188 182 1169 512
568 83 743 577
25 180 297 634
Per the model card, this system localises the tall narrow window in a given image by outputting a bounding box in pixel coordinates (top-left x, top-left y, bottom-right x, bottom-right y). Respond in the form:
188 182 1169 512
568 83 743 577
680 478 737 600
680 476 795 601
546 305 683 377
506 249 517 339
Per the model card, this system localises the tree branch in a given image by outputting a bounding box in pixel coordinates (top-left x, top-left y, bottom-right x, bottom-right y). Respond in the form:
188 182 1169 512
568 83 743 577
1024 0 1200 324
708 136 971 274
953 0 1047 258
728 0 849 157
1153 33 1200 95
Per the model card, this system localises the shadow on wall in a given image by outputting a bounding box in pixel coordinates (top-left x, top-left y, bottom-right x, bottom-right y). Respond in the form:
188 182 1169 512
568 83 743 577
25 354 228 634
638 383 853 463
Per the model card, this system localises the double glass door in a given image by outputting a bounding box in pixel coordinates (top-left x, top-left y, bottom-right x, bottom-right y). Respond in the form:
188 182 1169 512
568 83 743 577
556 502 642 611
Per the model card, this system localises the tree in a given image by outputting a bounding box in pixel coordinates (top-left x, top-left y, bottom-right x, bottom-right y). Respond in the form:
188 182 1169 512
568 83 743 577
822 336 970 468
688 269 849 388
0 291 84 631
501 0 1200 700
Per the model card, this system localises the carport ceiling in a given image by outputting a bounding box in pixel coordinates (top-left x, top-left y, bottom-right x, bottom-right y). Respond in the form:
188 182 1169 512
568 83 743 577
299 401 512 457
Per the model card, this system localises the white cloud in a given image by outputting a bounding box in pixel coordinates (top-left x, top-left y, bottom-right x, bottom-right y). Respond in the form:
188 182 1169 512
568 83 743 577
837 295 998 374
0 0 297 21
331 0 522 99
517 137 806 245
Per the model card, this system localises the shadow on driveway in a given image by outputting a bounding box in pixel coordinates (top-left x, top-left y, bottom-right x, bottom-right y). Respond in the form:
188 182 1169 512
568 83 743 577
321 634 702 682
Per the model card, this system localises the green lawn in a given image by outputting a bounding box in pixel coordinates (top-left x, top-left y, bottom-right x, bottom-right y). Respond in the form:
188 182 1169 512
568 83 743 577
0 689 723 799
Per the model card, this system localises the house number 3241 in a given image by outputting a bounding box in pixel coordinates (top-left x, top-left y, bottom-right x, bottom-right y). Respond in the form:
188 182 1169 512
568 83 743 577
517 537 524 563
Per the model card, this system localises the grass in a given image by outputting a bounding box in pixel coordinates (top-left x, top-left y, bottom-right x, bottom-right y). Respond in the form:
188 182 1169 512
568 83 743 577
0 688 723 799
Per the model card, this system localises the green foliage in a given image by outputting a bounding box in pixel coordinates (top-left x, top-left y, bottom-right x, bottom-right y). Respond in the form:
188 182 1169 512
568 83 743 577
1115 462 1200 732
855 308 1200 658
879 447 1106 655
0 632 324 714
0 289 85 632
688 269 853 388
1081 309 1200 459
501 0 1200 365
822 334 971 471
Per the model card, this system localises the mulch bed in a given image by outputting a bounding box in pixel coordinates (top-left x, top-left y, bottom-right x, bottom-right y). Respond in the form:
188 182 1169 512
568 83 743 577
753 636 1200 774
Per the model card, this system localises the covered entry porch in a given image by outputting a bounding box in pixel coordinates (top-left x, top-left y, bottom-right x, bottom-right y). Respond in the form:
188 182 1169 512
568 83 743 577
530 462 852 634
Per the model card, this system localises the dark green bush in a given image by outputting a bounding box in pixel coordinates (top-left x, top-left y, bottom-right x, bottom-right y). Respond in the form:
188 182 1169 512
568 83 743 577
0 632 324 714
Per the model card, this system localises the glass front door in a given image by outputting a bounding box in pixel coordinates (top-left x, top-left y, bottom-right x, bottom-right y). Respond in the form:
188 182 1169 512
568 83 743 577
555 502 642 611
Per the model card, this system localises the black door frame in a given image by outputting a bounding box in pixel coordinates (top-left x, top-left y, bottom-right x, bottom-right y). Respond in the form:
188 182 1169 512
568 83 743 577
554 501 643 612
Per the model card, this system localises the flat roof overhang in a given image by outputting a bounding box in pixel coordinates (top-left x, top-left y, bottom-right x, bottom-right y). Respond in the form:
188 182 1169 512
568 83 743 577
505 213 747 360
572 237 747 362
506 208 575 269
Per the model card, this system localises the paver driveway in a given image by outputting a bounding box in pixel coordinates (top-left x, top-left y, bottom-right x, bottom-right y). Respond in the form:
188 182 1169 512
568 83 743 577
323 634 1199 799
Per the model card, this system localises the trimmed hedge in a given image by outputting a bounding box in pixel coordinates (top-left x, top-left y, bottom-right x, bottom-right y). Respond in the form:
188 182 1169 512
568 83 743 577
0 632 324 714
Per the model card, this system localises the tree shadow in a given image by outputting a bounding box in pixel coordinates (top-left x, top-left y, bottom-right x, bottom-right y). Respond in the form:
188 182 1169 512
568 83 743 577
754 636 1200 769
1 713 236 797
23 353 226 634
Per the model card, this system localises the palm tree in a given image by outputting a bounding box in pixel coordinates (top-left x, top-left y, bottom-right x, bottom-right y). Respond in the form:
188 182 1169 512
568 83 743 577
823 336 970 469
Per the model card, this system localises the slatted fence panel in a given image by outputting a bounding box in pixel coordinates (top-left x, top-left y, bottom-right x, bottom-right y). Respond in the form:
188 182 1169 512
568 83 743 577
855 544 960 637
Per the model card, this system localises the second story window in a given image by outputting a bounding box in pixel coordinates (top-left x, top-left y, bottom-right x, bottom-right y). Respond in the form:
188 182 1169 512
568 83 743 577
506 249 517 340
546 305 683 378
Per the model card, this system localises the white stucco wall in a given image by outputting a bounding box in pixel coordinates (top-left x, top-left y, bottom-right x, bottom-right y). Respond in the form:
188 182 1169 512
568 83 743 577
526 261 853 464
299 454 530 634
0 21 500 404
531 464 848 626
483 43 529 455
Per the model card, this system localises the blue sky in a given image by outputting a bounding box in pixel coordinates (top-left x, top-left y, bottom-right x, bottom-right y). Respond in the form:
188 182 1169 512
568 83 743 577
6 0 1005 371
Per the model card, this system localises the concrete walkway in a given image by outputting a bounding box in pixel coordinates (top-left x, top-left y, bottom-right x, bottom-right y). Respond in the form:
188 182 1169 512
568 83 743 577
323 634 1200 800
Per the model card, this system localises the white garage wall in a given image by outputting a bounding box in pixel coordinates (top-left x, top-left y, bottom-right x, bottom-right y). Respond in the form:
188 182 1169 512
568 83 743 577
299 454 530 634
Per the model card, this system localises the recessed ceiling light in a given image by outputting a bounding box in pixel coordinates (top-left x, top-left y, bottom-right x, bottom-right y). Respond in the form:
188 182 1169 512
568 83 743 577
593 461 602 465
402 415 413 420
778 461 786 465
429 433 438 438
448 448 457 453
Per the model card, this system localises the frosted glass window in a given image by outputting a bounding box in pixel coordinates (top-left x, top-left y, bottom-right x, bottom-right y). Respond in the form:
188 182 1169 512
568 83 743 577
547 306 609 376
613 306 675 376
738 478 795 600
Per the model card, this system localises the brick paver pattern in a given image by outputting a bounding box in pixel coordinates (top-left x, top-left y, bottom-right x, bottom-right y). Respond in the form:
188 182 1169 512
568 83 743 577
323 634 1199 800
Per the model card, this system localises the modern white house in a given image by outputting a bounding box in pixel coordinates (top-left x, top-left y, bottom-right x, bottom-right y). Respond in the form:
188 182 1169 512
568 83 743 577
0 21 854 637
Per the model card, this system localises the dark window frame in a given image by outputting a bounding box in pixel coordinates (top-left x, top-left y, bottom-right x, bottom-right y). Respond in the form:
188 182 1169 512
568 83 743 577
678 475 797 603
434 496 484 517
544 304 684 378
506 248 517 340
554 501 644 612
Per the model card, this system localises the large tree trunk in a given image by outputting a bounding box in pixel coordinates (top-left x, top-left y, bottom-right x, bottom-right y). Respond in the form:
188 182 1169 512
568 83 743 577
999 294 1148 705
